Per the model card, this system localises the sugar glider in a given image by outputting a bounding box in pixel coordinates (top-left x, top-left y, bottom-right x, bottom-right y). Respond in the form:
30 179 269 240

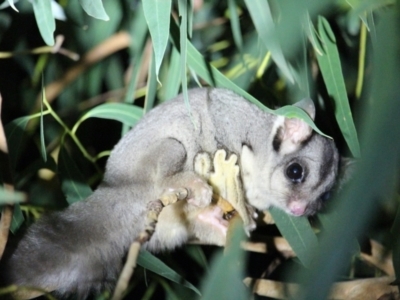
0 88 339 298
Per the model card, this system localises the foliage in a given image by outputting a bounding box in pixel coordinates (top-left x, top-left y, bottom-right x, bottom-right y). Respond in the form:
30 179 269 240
0 0 399 299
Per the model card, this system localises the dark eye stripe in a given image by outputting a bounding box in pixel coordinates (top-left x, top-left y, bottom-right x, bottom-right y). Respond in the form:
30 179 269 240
313 140 337 190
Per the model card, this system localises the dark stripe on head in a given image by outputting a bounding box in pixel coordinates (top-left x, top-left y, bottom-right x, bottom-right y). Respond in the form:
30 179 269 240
313 139 337 190
273 127 283 152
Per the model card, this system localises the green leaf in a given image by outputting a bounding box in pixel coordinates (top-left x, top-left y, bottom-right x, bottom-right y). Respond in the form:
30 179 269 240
275 105 330 138
32 0 55 46
143 0 171 81
304 12 323 56
316 17 360 157
0 188 26 204
123 55 144 105
347 0 395 30
158 47 181 102
6 0 18 12
58 145 92 204
178 0 191 120
78 0 109 21
269 207 318 268
144 54 158 113
11 204 24 233
227 0 243 52
40 78 47 162
123 2 147 107
74 103 143 133
137 250 201 296
5 113 44 169
243 0 294 83
184 245 209 271
201 220 248 299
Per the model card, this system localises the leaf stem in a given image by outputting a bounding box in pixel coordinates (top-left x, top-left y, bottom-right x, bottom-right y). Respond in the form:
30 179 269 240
355 20 367 99
42 98 95 163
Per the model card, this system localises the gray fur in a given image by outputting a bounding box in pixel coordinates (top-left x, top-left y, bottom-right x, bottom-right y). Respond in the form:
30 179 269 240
0 88 339 298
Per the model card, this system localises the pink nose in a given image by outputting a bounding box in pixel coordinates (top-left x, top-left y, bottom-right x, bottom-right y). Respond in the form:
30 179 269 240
288 202 306 216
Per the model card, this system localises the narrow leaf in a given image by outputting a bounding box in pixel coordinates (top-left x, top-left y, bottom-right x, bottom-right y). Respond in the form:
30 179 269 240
75 103 143 133
6 0 18 12
51 0 66 21
58 145 92 204
40 78 47 162
5 114 44 169
78 0 109 21
32 0 55 46
137 250 201 295
143 0 171 81
10 204 24 233
316 17 360 157
347 0 395 30
178 0 191 120
304 12 323 56
269 207 318 267
243 0 294 83
227 0 243 52
0 188 26 204
159 47 181 102
201 220 248 299
144 54 158 113
123 1 147 122
187 0 193 38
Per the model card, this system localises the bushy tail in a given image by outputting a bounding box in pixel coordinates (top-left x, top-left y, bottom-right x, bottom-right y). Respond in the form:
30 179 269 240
0 187 142 299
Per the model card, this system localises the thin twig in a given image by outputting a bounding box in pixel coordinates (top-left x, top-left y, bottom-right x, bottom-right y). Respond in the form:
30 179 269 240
0 35 79 61
244 276 397 299
359 239 395 276
31 32 131 114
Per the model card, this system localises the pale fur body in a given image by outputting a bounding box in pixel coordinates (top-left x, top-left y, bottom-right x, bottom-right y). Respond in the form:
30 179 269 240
0 88 339 298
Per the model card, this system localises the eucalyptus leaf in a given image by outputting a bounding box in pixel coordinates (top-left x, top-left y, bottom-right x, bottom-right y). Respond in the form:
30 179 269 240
316 17 360 157
243 0 294 83
5 114 43 169
227 0 243 52
304 12 323 56
78 0 109 21
124 2 147 105
75 103 143 133
137 250 201 295
144 54 158 113
269 207 318 268
201 220 248 299
40 80 47 163
347 0 395 29
31 0 55 46
178 0 191 119
10 204 24 233
51 0 66 21
143 0 171 81
0 188 26 204
6 0 18 12
58 145 92 204
159 47 181 102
